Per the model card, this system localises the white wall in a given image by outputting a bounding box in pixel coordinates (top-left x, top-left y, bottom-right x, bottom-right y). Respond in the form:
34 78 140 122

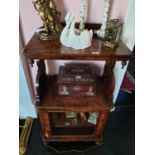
19 57 37 119
19 33 37 119
113 0 135 102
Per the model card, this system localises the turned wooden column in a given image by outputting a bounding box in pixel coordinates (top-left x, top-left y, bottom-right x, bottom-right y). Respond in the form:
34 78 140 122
38 110 52 140
94 109 110 144
35 60 47 102
93 60 116 145
102 60 116 104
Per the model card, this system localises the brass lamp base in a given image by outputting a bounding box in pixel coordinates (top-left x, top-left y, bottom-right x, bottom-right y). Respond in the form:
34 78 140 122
36 28 60 41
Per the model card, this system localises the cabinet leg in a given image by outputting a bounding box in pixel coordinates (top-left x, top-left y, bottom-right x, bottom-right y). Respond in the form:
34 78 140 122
43 140 49 146
95 109 110 138
102 61 115 104
38 110 52 140
95 140 102 145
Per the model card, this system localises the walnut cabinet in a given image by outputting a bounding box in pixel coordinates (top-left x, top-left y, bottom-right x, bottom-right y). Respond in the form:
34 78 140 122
23 23 131 145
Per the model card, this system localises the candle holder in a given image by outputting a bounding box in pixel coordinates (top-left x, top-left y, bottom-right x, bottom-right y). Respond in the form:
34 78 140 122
79 0 87 31
95 0 112 39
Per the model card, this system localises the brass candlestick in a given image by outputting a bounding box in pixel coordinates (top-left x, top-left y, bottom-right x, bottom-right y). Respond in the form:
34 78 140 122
33 0 63 40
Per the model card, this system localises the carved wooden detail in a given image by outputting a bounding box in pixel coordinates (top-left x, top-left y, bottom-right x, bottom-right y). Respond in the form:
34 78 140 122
103 61 115 77
35 60 47 102
38 110 52 140
121 60 127 69
28 59 34 67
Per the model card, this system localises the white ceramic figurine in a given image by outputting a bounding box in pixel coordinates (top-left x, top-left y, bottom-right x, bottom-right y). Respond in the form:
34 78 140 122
60 11 93 50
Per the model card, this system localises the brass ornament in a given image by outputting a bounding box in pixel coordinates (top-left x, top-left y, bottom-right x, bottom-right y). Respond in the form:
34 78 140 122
33 0 63 40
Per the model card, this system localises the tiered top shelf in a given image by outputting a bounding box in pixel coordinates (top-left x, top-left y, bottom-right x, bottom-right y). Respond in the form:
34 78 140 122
23 27 131 61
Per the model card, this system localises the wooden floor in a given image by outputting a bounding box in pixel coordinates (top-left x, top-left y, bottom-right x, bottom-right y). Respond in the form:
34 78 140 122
20 90 135 155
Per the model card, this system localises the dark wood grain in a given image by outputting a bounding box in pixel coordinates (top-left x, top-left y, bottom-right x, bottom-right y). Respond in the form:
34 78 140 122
44 135 102 143
52 127 95 135
38 110 52 140
23 23 131 61
95 109 110 137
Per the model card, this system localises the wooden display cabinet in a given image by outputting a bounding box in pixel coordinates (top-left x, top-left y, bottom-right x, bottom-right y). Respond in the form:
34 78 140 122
23 23 131 145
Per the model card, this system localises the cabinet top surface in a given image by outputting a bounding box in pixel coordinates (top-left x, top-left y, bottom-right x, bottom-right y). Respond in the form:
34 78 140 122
24 30 132 61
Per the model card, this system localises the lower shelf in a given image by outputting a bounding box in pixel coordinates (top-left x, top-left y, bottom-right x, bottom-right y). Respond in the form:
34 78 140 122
38 98 111 144
52 127 95 135
49 112 96 137
43 134 102 143
50 112 96 128
36 75 112 111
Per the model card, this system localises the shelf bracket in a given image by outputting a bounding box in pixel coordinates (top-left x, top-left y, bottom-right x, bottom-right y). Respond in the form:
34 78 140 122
102 60 116 79
28 59 34 67
35 60 47 102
